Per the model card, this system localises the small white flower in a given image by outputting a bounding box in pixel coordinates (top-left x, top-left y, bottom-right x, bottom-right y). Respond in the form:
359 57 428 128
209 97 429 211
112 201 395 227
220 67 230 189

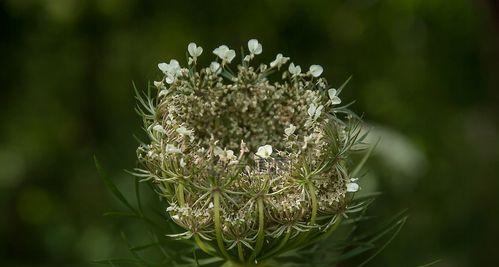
307 103 324 119
158 59 182 84
210 61 221 74
165 144 182 154
214 146 224 156
213 45 236 64
302 134 314 150
225 150 236 161
158 63 169 73
158 89 169 97
171 215 180 220
284 124 296 136
180 158 186 168
153 81 165 89
176 126 193 136
208 202 214 208
270 53 289 69
152 125 167 134
187 42 203 58
288 63 301 76
247 39 262 55
346 181 360 192
214 146 237 162
328 88 342 105
213 146 237 162
256 145 273 159
308 65 323 77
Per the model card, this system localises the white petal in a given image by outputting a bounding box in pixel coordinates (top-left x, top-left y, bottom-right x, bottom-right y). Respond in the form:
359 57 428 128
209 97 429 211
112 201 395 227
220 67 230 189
210 61 221 74
153 81 164 88
225 49 236 63
158 63 169 73
188 42 197 57
165 74 175 84
331 96 341 105
165 144 181 154
169 59 180 68
284 124 296 136
248 39 262 55
153 125 166 134
346 182 359 192
195 46 203 56
256 144 272 158
314 105 323 119
213 45 229 58
254 44 262 54
328 88 337 99
248 39 259 53
309 65 323 77
270 55 279 67
289 63 301 76
176 126 192 136
214 146 224 156
308 103 316 117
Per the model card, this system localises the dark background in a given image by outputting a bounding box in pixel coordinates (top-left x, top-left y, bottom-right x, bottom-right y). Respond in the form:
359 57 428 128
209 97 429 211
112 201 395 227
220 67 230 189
1 0 498 266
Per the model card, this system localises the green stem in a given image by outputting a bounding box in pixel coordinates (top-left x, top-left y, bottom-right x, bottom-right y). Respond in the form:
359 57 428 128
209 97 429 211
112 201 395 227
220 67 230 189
307 182 318 225
237 242 245 262
287 181 318 249
249 198 265 262
214 191 231 259
177 183 185 206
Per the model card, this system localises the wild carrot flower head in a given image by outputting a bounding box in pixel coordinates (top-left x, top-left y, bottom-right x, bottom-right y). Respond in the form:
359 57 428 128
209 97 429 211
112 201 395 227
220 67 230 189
135 39 368 264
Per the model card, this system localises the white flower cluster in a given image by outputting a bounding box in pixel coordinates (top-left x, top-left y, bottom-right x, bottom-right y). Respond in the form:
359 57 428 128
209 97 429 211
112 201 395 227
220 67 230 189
137 39 365 263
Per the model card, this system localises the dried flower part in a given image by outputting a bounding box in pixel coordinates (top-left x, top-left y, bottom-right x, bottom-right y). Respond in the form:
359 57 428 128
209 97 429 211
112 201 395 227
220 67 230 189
135 39 367 263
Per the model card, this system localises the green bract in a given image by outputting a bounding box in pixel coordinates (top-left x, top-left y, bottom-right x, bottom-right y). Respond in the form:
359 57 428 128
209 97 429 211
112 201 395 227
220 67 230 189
134 40 368 265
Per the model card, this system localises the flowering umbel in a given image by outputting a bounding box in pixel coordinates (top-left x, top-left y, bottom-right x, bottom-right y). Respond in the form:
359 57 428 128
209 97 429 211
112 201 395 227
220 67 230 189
134 40 368 265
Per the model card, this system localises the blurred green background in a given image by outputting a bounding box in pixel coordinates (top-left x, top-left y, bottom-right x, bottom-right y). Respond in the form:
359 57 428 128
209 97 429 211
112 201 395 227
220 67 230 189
1 0 498 266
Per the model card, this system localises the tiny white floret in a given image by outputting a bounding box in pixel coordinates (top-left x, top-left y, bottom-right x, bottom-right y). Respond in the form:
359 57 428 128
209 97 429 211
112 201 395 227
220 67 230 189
165 144 182 154
213 45 236 64
210 61 222 74
247 39 262 55
307 103 323 119
288 63 301 76
270 53 290 69
328 88 342 105
256 145 273 159
187 42 203 58
158 59 182 84
346 182 359 192
153 125 167 134
176 126 193 136
309 65 323 77
284 124 297 136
